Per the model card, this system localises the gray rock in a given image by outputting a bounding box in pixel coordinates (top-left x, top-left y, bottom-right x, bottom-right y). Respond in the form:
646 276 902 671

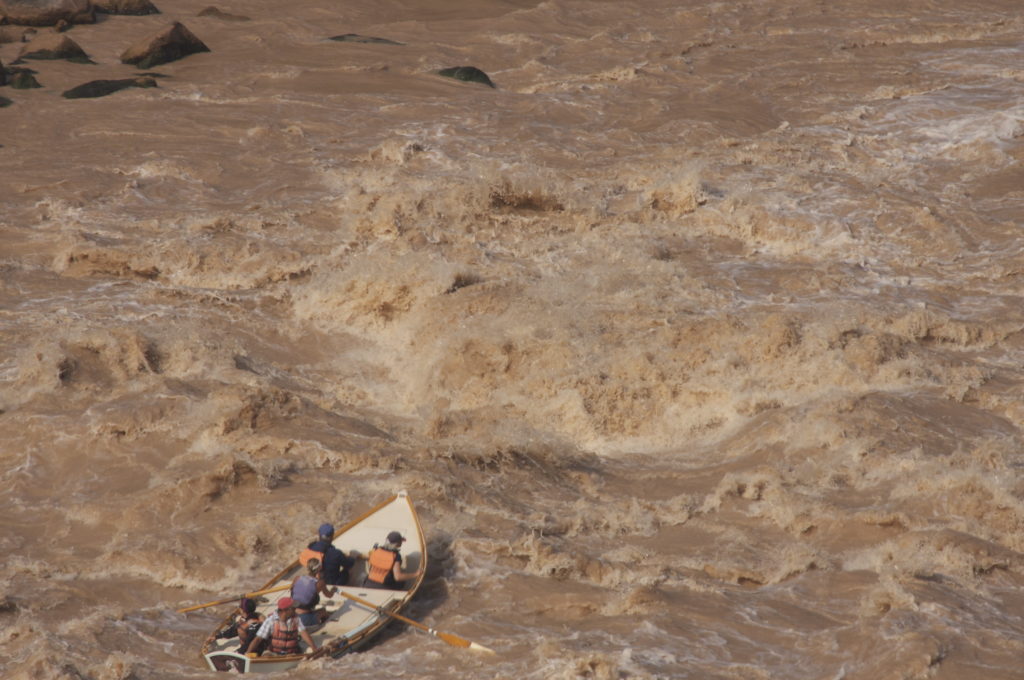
0 0 95 26
16 32 93 62
94 0 158 14
329 33 403 45
120 21 209 69
437 66 495 88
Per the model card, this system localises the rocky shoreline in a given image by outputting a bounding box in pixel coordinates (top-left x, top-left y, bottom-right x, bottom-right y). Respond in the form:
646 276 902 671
1 0 495 100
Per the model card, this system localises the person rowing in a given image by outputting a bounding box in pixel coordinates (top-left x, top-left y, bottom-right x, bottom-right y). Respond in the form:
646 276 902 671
291 558 335 628
205 597 264 654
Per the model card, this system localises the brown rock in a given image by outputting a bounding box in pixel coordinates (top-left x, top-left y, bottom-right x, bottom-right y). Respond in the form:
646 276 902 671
120 21 209 69
0 26 36 42
62 75 156 98
0 0 95 26
197 6 248 21
8 68 41 88
93 0 157 15
16 31 92 62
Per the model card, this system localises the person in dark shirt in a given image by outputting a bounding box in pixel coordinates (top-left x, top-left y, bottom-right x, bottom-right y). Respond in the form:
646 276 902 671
206 597 264 654
305 523 360 586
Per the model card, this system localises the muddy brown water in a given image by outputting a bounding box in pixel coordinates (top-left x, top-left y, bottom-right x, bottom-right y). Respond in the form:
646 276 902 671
2 1 1024 678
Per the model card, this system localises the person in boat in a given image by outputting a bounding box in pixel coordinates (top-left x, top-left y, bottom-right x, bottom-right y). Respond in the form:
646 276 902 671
291 557 335 627
364 531 423 589
206 597 264 654
300 522 360 586
246 596 318 657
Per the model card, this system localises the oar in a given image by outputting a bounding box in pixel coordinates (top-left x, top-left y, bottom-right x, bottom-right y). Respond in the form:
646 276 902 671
176 583 291 613
337 591 494 653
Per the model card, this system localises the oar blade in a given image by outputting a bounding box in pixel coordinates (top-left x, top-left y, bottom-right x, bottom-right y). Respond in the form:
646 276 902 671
436 630 472 648
469 640 496 654
437 630 493 652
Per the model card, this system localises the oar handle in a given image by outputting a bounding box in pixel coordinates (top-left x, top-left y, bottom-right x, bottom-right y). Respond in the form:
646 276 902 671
177 583 291 613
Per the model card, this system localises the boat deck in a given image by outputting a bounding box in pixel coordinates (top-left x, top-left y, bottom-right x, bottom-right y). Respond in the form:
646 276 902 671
310 585 402 644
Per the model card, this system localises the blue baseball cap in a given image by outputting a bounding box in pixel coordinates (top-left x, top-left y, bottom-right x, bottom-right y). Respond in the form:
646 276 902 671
318 523 335 537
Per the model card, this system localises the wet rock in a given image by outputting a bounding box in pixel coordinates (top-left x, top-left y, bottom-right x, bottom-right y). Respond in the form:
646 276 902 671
0 0 95 26
0 96 11 107
0 25 36 42
197 6 248 21
62 75 156 98
8 67 41 88
94 0 158 14
16 32 93 62
120 21 209 69
437 66 495 88
328 33 403 45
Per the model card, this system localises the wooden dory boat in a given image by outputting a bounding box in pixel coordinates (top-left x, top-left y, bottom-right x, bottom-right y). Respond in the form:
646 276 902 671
202 491 426 673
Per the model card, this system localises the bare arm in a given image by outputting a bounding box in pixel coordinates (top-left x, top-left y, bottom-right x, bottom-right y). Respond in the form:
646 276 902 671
245 633 263 655
300 628 318 652
392 562 423 583
318 576 336 598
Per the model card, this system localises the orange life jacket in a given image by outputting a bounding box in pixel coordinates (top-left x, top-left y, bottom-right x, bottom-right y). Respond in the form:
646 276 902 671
298 547 324 567
367 547 398 584
269 615 300 655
